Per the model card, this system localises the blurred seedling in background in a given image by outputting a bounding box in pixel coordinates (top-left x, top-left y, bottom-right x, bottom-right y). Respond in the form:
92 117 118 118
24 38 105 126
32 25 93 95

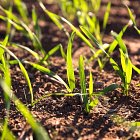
0 1 45 55
0 80 50 140
58 0 111 44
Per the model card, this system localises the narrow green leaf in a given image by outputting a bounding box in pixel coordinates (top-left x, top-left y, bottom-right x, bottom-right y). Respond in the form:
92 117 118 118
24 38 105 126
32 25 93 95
79 55 89 112
120 49 126 73
0 15 24 31
108 23 128 54
89 71 93 97
132 64 140 74
60 44 66 60
134 26 140 34
19 62 33 103
41 44 60 62
61 17 95 52
111 31 128 55
0 125 16 140
6 6 12 34
12 43 40 61
79 56 86 95
100 83 119 94
0 35 9 60
0 81 50 140
0 45 33 104
126 59 132 87
110 58 125 83
67 32 75 91
32 6 41 38
126 5 136 26
103 2 111 30
0 5 20 24
80 26 109 56
24 61 71 92
14 0 28 23
39 1 63 29
1 58 11 140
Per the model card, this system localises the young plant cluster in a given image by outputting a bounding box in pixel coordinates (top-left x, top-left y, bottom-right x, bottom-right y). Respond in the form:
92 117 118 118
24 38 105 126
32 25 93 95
0 0 140 139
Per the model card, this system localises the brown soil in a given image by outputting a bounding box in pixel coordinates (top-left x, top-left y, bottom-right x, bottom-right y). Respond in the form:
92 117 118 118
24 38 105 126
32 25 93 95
0 0 140 140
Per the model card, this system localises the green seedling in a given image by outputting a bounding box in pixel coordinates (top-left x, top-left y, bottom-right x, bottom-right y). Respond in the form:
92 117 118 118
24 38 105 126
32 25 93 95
0 36 13 140
32 5 41 40
0 44 33 104
0 5 45 54
126 5 140 34
108 23 129 54
39 2 94 50
79 55 89 112
12 43 40 61
80 26 109 69
40 44 61 63
0 58 11 140
0 80 50 140
6 5 12 35
57 0 111 43
111 31 140 95
78 56 118 112
88 71 99 112
24 61 71 93
103 2 111 31
66 32 75 92
14 0 28 23
39 1 63 30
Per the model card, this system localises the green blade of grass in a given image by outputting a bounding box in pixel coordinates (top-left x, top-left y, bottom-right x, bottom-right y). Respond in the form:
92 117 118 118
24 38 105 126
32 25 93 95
40 2 95 52
80 26 109 56
60 44 66 60
111 31 128 55
131 122 140 127
110 58 125 83
12 43 40 61
1 56 11 140
19 62 33 103
0 5 20 24
6 6 12 34
0 44 33 104
103 2 111 30
132 64 140 74
100 83 119 94
134 26 140 34
61 17 95 52
24 61 71 92
108 23 128 54
41 44 61 62
79 55 89 112
14 0 28 23
39 1 63 30
120 49 126 73
66 32 75 91
0 80 50 140
89 71 93 98
20 21 45 54
125 59 132 95
0 125 16 140
0 35 9 60
126 5 136 26
0 15 24 31
32 5 41 39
